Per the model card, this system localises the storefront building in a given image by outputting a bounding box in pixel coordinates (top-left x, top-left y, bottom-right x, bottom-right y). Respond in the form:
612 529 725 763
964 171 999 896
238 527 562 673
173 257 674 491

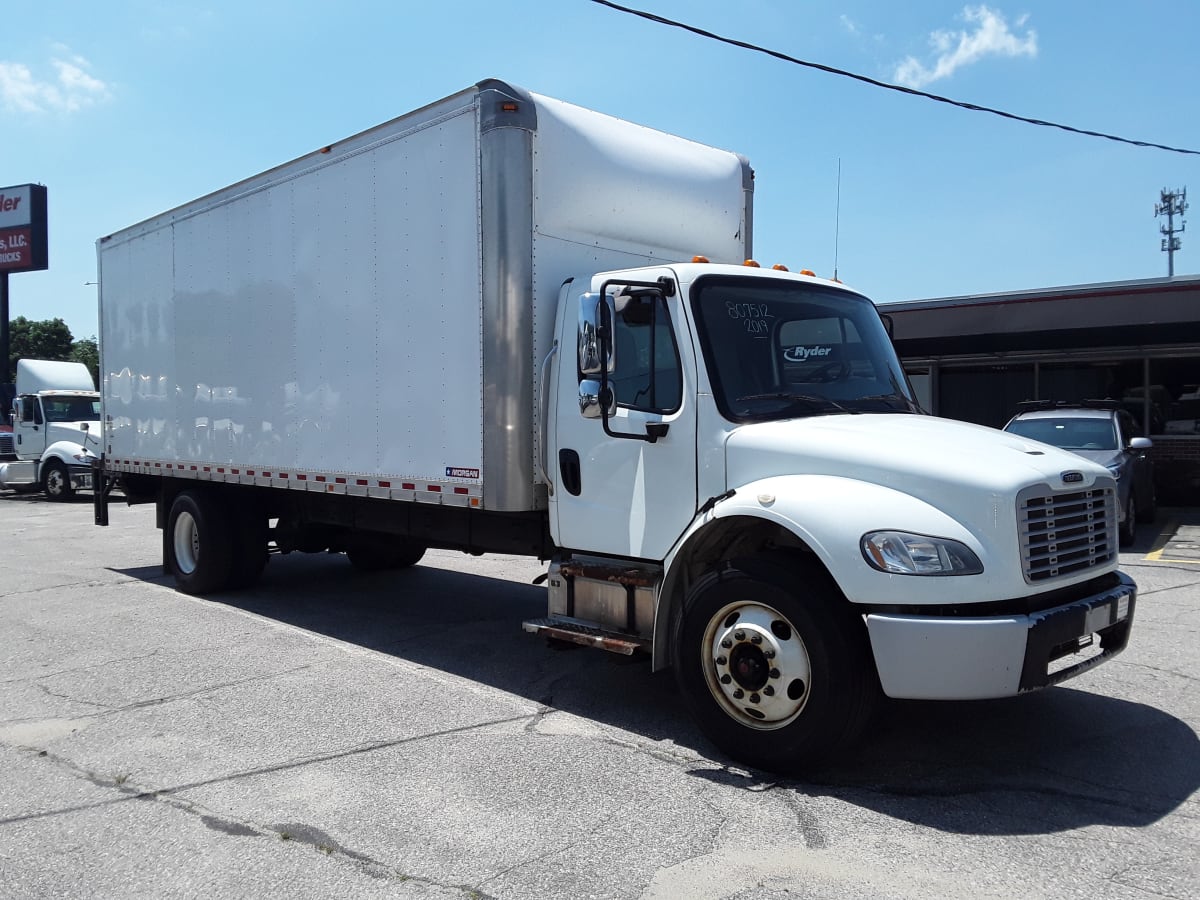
885 274 1200 505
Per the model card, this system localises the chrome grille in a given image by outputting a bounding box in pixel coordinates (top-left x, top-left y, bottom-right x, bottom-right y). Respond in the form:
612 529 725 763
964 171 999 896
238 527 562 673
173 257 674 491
1018 483 1118 583
0 432 13 456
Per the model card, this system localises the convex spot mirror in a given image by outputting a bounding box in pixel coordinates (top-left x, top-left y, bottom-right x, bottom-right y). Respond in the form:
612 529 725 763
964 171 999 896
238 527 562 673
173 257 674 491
578 379 616 419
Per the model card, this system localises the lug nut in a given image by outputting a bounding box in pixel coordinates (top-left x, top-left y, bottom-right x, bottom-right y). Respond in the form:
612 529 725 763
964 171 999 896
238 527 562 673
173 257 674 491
734 631 745 641
732 689 744 699
720 674 732 684
763 685 775 696
769 668 780 679
749 693 760 704
716 656 727 666
764 649 776 659
750 633 762 644
721 639 733 649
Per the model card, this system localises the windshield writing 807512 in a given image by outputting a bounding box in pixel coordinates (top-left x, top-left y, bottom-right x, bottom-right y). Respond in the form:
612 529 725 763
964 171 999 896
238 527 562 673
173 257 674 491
726 301 773 336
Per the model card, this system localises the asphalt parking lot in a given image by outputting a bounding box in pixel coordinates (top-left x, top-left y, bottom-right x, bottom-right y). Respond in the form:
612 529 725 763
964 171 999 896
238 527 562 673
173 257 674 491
1 493 1197 899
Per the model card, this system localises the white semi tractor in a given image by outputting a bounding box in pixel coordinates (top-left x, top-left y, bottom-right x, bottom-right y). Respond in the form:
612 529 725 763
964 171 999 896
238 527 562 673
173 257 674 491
0 359 100 499
94 80 1136 771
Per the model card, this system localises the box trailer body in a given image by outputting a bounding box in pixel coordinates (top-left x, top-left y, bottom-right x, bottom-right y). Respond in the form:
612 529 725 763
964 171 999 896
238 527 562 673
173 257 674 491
96 80 1136 772
98 80 750 519
0 359 100 498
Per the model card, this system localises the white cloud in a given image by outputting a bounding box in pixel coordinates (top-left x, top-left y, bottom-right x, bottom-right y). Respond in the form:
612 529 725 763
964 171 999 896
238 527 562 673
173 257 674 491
840 15 861 37
894 6 1037 89
0 50 110 114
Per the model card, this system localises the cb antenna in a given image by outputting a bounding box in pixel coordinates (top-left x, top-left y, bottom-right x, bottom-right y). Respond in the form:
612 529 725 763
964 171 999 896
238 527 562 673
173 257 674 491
833 158 842 281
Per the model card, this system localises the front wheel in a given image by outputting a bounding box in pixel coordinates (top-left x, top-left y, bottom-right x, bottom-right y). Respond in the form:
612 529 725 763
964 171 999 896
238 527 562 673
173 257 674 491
674 557 879 773
1119 496 1137 547
41 459 74 501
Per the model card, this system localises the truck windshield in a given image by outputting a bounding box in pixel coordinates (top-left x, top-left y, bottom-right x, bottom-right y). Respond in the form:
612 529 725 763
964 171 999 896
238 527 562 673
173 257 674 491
690 275 919 423
42 398 101 422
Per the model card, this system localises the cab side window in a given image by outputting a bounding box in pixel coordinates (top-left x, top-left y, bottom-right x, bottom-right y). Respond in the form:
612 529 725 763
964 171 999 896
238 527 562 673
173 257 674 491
610 296 682 413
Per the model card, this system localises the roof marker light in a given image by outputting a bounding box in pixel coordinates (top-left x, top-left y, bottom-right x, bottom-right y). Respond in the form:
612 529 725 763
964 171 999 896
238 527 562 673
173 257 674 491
744 259 760 268
692 255 710 263
772 264 789 271
800 269 816 276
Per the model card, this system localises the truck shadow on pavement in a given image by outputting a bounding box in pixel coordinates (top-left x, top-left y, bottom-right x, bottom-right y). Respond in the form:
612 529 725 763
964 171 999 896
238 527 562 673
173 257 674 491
121 550 1199 838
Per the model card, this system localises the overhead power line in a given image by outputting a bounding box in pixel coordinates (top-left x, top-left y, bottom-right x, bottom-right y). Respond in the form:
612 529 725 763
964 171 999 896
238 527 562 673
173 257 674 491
590 0 1200 157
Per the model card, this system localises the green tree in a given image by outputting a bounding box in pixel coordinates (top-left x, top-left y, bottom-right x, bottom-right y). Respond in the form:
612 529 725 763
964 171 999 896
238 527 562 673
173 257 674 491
70 336 100 387
6 316 75 381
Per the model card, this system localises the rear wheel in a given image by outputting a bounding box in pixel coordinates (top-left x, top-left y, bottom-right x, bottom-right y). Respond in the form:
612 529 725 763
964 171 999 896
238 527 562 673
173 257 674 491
674 557 879 773
346 535 426 572
165 491 234 595
41 460 74 501
227 500 269 588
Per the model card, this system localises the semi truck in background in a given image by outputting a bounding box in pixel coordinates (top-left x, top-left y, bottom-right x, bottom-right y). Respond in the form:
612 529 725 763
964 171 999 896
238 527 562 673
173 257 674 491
93 79 1136 772
0 359 100 499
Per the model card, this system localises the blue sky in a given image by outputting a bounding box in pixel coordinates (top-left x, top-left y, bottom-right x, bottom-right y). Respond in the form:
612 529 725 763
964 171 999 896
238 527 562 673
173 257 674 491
3 1 1198 340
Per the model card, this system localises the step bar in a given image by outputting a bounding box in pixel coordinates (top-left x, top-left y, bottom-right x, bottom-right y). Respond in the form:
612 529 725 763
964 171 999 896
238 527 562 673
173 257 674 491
522 616 650 656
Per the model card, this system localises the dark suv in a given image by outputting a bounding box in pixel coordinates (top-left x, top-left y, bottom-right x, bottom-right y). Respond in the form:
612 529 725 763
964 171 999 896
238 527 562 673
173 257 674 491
1003 401 1156 546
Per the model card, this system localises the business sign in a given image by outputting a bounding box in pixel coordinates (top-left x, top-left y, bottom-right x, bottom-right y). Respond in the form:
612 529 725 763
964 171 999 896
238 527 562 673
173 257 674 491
0 184 48 273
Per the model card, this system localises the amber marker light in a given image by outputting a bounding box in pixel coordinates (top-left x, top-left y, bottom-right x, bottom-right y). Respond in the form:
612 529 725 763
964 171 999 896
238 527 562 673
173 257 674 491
692 255 710 263
744 259 760 267
772 264 789 271
800 269 816 276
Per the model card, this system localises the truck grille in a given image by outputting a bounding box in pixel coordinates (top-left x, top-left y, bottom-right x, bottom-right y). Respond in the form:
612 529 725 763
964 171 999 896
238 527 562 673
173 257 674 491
0 432 13 457
1018 483 1118 583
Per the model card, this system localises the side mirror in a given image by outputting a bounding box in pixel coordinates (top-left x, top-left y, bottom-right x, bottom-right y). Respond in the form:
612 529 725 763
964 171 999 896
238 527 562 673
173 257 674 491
578 292 615 376
1130 436 1153 450
579 379 615 419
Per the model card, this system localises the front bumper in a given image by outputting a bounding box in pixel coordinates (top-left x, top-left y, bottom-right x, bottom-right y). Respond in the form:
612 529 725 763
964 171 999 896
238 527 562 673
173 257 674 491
865 572 1136 700
68 464 94 491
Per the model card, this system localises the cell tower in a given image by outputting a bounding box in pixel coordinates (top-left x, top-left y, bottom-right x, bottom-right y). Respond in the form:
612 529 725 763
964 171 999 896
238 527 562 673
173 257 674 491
1155 187 1187 276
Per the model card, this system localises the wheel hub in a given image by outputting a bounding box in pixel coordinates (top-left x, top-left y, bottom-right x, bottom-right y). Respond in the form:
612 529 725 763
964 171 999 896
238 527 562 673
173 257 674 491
704 601 812 730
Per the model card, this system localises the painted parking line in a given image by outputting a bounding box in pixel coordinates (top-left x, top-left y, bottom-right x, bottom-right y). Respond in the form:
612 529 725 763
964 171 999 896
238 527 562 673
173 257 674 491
1144 517 1200 563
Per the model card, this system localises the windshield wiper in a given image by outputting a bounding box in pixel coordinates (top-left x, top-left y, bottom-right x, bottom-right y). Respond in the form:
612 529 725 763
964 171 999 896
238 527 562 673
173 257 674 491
852 393 924 413
734 392 857 416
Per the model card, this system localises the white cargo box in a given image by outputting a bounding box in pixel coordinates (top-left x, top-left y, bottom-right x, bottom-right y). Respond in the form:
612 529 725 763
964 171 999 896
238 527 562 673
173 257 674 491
98 79 752 512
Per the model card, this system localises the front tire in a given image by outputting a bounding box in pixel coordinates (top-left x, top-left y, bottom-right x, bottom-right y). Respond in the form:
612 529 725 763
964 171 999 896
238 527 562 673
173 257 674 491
674 557 878 773
41 459 74 501
1119 496 1137 547
166 491 234 595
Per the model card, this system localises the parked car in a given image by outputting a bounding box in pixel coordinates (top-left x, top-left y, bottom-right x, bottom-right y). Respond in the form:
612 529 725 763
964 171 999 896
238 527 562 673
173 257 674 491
1003 401 1156 546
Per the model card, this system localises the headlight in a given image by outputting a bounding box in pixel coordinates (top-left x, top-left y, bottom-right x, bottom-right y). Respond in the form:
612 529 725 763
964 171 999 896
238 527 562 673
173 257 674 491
861 531 984 576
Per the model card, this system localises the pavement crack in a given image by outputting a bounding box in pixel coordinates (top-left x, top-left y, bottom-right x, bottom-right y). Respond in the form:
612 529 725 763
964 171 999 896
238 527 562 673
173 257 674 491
0 650 166 687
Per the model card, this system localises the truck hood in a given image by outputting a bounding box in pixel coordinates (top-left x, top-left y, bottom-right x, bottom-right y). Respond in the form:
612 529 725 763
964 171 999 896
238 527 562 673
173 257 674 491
725 414 1109 530
47 421 99 449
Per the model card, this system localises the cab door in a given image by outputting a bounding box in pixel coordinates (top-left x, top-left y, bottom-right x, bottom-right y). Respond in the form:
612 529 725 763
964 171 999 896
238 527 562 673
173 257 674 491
13 396 47 456
550 277 698 560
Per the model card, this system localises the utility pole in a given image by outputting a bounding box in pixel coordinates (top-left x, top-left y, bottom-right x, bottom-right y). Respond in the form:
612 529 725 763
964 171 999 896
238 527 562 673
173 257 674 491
1155 187 1187 277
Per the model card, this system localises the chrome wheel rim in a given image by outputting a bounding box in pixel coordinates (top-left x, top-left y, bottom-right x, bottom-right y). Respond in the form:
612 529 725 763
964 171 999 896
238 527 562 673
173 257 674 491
702 600 812 730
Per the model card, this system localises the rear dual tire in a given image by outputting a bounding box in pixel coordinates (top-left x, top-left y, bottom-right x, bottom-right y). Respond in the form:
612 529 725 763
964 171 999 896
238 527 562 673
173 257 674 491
165 491 269 594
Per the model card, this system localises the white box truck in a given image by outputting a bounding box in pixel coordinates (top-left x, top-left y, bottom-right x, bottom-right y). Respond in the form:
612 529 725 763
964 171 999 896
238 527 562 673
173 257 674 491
0 359 101 498
95 79 1136 771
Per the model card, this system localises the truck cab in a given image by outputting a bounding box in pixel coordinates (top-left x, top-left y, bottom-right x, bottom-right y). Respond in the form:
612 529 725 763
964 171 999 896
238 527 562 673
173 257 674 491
0 360 100 499
536 261 1134 770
